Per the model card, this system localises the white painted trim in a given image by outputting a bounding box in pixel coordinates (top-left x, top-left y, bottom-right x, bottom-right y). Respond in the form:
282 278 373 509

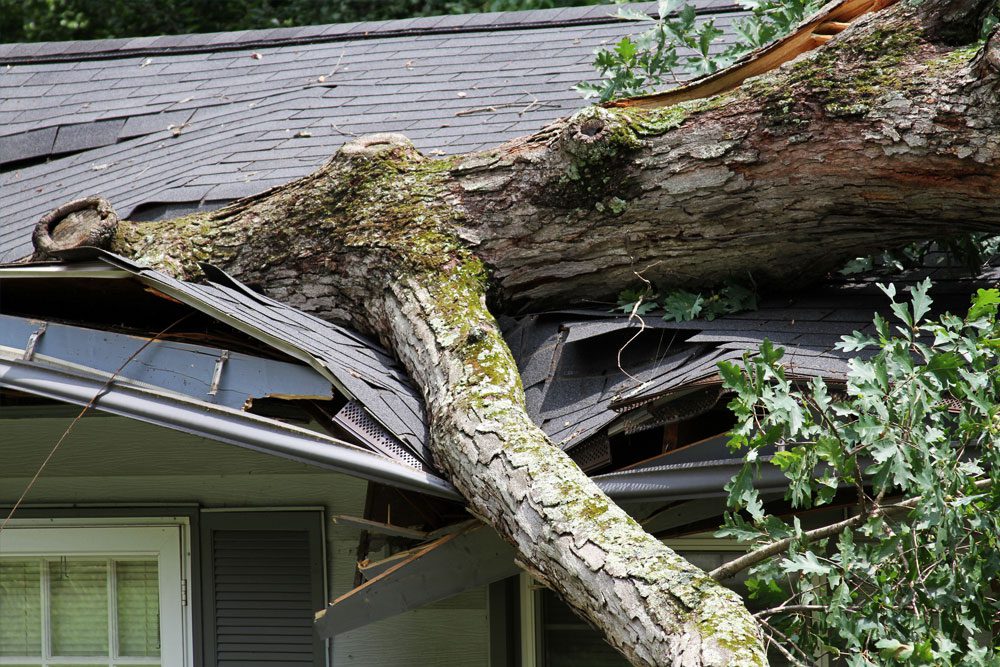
2 516 192 528
201 505 326 513
0 263 130 279
519 573 539 667
0 520 191 667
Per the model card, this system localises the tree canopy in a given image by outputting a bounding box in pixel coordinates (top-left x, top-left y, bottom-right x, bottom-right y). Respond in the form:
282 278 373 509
0 0 605 43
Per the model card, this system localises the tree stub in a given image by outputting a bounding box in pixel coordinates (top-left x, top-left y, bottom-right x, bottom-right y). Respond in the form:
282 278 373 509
32 196 119 260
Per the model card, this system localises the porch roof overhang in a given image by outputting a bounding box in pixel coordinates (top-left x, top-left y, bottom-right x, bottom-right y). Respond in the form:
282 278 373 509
0 352 461 499
0 315 761 504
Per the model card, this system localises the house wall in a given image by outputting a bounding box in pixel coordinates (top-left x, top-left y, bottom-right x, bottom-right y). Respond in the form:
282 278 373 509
0 413 489 667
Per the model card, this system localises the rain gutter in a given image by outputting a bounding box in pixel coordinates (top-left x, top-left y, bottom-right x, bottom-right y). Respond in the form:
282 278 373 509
0 355 460 500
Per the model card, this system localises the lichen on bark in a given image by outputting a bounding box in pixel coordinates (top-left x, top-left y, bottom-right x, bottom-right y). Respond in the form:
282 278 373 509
96 1 1000 664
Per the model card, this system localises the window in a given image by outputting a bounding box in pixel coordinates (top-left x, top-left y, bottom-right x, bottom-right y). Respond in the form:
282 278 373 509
0 525 187 667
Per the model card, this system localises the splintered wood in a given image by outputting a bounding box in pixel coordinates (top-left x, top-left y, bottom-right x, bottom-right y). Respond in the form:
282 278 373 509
607 0 900 109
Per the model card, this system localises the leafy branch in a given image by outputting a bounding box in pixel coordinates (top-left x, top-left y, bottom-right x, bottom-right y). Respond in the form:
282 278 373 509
839 233 1000 277
578 0 823 102
715 280 1000 665
615 278 758 322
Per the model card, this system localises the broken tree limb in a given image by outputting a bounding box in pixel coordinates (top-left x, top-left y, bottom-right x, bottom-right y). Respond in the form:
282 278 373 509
606 0 900 109
28 0 998 664
708 478 994 583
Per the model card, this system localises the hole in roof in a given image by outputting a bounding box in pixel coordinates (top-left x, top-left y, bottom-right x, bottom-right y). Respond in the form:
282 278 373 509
128 199 231 221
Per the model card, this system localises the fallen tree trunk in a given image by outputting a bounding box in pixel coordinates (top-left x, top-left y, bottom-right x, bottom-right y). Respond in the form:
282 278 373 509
41 0 996 664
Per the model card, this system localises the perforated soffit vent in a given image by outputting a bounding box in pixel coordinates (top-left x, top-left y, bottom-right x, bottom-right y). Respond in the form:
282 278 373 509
333 400 426 471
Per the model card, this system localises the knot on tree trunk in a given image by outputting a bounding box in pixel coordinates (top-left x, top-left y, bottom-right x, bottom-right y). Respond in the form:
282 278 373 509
572 115 609 143
32 196 119 260
337 132 423 162
563 107 639 153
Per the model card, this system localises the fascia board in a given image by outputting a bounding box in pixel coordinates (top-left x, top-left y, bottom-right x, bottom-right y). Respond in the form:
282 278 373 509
0 355 460 500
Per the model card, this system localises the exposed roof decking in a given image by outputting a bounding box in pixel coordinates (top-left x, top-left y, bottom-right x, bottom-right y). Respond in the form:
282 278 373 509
0 2 748 262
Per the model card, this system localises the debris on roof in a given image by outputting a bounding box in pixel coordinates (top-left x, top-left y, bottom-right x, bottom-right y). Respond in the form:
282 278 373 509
504 262 1000 473
0 1 749 262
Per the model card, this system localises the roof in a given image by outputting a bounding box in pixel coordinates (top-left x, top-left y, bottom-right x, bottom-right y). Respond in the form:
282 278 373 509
2 253 775 503
0 250 432 468
0 1 748 262
5 2 990 493
505 260 1000 469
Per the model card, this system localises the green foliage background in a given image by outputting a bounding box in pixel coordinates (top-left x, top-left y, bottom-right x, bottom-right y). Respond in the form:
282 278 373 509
718 282 1000 665
0 0 609 43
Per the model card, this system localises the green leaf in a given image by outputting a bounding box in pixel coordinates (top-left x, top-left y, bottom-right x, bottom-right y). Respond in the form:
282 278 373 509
717 360 745 391
617 7 654 22
696 20 723 56
926 350 962 373
875 638 914 661
657 0 683 18
745 576 785 604
968 287 1000 321
890 300 913 329
909 277 933 323
725 464 764 520
661 289 703 321
758 338 784 364
770 449 803 472
781 551 832 576
839 256 874 275
837 330 877 352
615 36 638 61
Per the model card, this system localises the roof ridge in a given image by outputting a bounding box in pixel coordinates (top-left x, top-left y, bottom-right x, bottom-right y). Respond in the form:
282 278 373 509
0 1 742 66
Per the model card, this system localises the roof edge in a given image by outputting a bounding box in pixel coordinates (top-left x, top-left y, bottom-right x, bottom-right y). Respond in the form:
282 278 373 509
0 355 460 498
0 2 742 65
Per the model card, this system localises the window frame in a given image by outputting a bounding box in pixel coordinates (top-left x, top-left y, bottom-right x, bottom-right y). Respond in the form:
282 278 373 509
0 519 193 667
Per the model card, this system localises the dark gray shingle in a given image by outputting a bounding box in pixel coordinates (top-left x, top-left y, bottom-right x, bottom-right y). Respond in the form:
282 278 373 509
0 2 749 262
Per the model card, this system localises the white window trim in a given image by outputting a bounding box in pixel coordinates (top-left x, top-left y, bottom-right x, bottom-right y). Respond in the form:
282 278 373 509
0 519 192 667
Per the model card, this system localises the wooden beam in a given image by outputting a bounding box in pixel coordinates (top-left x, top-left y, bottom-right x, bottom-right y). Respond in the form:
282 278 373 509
357 549 414 581
315 521 518 636
607 0 899 110
331 514 430 540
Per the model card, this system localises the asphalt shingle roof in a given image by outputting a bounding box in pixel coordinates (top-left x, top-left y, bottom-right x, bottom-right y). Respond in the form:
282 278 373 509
503 263 1000 455
4 5 997 483
0 1 747 262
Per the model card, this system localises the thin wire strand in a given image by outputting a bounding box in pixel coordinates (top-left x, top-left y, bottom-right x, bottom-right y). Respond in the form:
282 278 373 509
617 262 662 389
0 315 191 535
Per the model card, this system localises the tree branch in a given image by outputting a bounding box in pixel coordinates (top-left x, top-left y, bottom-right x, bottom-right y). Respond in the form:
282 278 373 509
710 479 992 582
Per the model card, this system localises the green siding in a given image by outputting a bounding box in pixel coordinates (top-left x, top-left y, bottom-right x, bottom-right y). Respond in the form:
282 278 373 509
0 414 489 667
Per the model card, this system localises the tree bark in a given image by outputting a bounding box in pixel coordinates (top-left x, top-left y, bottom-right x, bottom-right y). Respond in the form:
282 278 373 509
65 0 997 664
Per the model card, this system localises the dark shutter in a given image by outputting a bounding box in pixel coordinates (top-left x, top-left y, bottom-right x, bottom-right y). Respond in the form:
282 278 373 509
201 511 325 667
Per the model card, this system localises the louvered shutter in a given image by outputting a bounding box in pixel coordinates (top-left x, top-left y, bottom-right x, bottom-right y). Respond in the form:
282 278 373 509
201 512 325 667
